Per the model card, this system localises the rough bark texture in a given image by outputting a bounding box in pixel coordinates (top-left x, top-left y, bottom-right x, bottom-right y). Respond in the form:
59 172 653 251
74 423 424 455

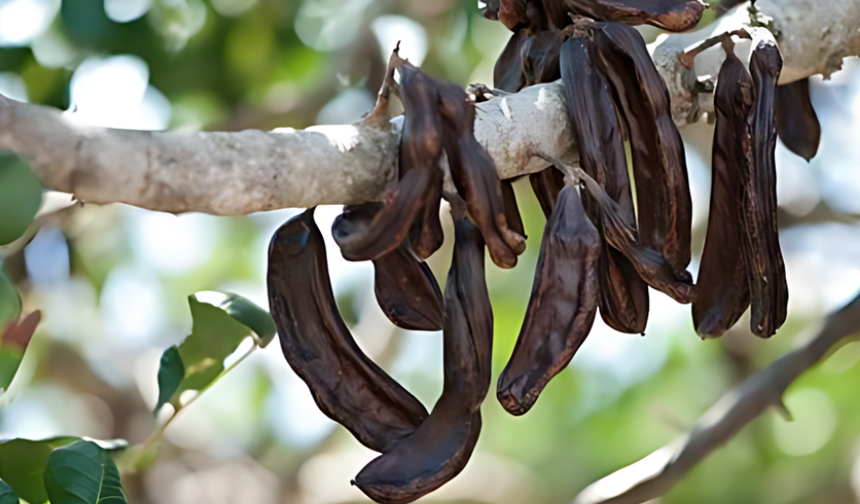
0 0 857 215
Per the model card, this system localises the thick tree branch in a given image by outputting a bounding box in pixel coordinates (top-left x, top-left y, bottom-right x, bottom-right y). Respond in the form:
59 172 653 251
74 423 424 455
572 291 860 504
0 0 857 215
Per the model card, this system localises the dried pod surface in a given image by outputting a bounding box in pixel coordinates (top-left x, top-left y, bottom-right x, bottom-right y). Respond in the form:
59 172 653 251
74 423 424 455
693 46 752 338
561 31 649 333
354 219 491 504
530 167 566 218
561 0 706 31
497 186 600 415
522 30 564 86
501 179 527 239
744 37 788 337
268 209 428 452
494 30 529 93
596 21 692 278
775 78 821 162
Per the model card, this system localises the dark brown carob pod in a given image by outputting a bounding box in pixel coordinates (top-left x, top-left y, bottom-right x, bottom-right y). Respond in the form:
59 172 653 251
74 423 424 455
579 171 693 303
594 21 692 279
437 80 527 269
530 166 566 218
744 34 788 337
267 209 428 452
497 185 600 415
560 27 649 333
561 0 706 32
775 78 821 162
693 43 752 338
501 179 527 239
522 29 564 86
494 30 528 93
353 219 491 504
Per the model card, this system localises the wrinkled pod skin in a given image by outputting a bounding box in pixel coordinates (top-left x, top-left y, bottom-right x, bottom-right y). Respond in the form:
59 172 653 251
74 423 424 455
267 209 428 452
498 186 600 415
544 0 705 32
333 203 444 331
593 21 692 279
501 179 527 239
561 29 649 333
775 78 820 162
692 45 752 338
744 38 788 337
354 219 492 504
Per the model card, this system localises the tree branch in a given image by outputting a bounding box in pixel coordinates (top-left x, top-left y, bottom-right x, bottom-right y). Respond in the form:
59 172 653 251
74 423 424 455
0 0 857 215
572 291 860 504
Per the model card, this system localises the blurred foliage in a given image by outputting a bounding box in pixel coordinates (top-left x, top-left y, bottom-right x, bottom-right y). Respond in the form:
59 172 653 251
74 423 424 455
0 1 859 504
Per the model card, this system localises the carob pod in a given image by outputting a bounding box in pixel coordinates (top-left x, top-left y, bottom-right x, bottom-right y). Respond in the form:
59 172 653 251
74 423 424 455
552 0 705 32
267 209 428 452
353 219 491 504
334 203 444 331
744 34 788 337
579 171 692 303
692 42 752 337
594 21 693 279
497 185 600 415
530 166 566 218
437 77 527 269
501 179 527 239
494 29 528 93
775 78 820 162
522 29 564 86
560 26 649 333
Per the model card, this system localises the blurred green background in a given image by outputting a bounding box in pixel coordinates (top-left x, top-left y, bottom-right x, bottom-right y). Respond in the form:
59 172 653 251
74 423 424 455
1 0 860 503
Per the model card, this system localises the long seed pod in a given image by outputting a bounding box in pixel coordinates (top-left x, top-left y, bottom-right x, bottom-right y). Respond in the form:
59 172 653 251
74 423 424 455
558 0 706 32
437 80 527 269
692 43 752 338
501 179 526 239
775 78 821 162
267 209 428 452
522 29 564 86
744 33 788 337
354 219 491 504
594 21 692 278
494 30 529 93
497 186 600 415
561 28 649 333
579 171 692 303
530 166 566 218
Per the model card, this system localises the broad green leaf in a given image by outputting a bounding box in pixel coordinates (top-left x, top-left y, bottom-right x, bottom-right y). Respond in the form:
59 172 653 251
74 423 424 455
0 153 42 246
0 479 18 504
194 291 276 346
155 345 184 413
0 310 41 390
0 437 79 504
0 273 21 330
44 440 128 504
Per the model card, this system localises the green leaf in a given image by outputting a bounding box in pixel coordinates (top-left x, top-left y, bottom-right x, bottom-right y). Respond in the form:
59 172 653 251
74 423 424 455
0 153 43 246
44 440 128 504
194 291 277 346
0 273 21 331
0 479 19 504
0 310 41 391
0 437 79 504
155 345 184 413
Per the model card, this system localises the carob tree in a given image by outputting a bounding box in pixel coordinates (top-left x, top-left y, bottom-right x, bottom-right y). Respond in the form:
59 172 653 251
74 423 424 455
265 1 823 502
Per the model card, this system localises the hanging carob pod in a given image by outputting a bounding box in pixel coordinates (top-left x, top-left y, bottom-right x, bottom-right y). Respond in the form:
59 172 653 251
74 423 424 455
693 40 752 338
744 30 788 337
494 29 529 93
592 20 693 279
775 78 821 162
267 209 428 452
497 184 601 415
545 0 705 31
560 22 649 333
333 203 444 332
501 180 527 239
522 29 564 86
353 219 491 504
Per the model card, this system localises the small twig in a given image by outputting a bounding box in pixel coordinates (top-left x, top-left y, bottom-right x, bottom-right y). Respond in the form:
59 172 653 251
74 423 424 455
678 29 751 69
572 292 860 504
536 152 586 187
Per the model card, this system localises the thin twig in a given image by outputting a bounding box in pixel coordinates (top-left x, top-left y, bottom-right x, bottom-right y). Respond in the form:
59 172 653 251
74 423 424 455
572 292 860 504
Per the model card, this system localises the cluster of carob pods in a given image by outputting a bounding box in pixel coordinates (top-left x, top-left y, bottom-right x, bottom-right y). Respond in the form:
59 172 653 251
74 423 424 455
265 0 822 502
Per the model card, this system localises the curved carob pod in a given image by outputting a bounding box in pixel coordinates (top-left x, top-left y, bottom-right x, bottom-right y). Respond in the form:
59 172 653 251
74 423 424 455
437 79 527 269
693 44 752 338
501 179 527 239
594 21 693 279
353 219 491 504
494 30 529 93
530 166 566 218
744 34 788 337
334 203 444 331
775 78 821 162
497 185 600 415
522 29 564 86
267 209 428 453
552 0 705 32
579 171 692 303
561 27 649 333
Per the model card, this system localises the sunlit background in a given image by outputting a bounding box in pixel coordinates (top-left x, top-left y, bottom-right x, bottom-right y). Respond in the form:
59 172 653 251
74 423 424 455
1 0 860 503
